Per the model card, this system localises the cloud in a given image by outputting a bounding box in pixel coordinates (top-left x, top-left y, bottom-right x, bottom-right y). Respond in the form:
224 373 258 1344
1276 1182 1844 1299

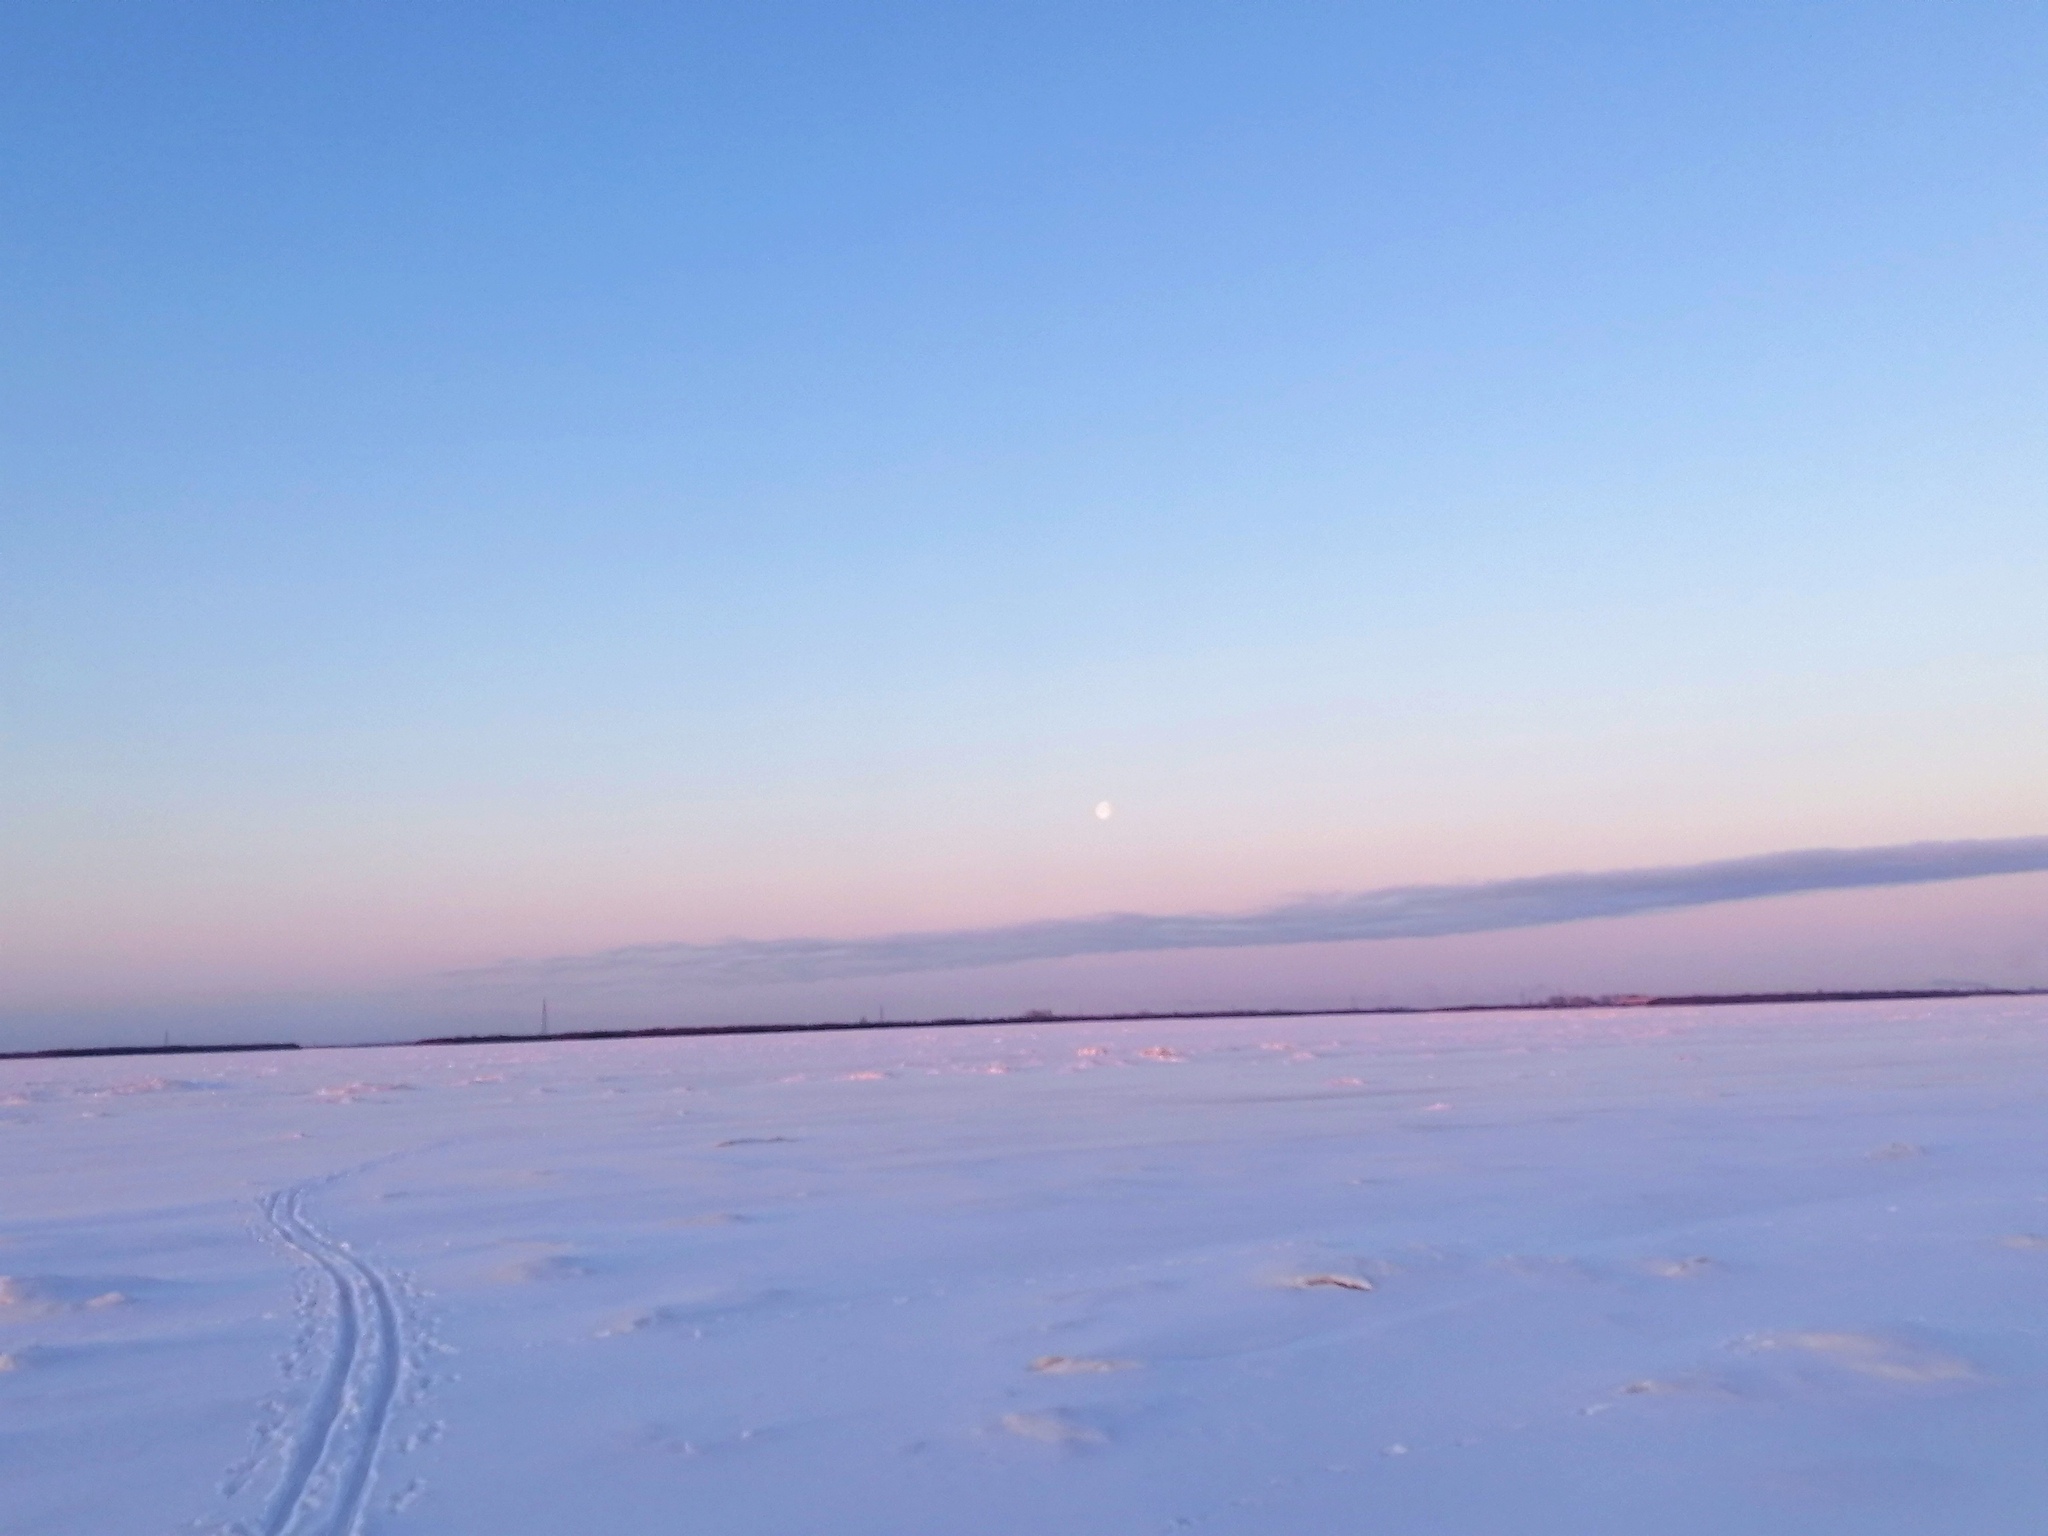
449 836 2048 994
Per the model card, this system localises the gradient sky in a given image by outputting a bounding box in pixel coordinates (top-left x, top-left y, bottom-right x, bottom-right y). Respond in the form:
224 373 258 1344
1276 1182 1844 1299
4 3 2045 1046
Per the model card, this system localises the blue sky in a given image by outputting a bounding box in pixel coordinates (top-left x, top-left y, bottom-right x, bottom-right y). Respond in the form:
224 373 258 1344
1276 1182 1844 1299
3 3 2044 1044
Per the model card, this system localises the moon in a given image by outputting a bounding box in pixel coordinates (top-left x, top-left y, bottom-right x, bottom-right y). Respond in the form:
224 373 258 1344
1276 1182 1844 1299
1095 801 1114 820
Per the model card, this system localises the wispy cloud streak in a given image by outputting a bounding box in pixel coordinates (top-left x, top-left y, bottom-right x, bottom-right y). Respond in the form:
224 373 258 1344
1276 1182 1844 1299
453 836 2048 993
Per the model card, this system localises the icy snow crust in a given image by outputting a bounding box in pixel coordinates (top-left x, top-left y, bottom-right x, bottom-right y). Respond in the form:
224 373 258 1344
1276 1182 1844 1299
5 999 2048 1534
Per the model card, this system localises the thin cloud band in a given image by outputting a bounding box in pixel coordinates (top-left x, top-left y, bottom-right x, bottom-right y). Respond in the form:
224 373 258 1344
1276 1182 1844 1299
451 835 2048 993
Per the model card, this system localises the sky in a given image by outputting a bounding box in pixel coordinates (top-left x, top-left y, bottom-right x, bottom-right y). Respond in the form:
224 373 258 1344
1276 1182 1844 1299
3 2 2045 1048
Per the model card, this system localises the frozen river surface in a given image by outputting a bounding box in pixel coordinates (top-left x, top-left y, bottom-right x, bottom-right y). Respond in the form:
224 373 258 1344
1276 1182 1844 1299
5 997 2048 1534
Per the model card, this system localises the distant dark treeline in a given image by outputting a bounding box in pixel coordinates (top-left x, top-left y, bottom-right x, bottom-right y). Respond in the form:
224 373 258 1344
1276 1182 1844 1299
5 987 2042 1063
0 1041 301 1063
412 987 2047 1049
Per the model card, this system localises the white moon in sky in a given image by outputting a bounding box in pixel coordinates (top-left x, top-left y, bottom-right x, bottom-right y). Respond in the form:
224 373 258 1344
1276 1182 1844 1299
1095 801 1114 820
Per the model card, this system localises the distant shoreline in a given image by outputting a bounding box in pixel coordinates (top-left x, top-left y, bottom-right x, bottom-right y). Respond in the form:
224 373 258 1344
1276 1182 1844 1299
5 984 2044 1064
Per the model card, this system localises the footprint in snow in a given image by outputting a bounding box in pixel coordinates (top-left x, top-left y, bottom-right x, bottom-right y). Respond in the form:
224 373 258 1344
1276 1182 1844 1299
1285 1273 1374 1292
1000 1411 1105 1446
1642 1256 1715 1278
314 1082 413 1104
1613 1375 1729 1400
489 1249 592 1284
1495 1254 1597 1283
598 1287 786 1336
598 1306 700 1338
102 1077 227 1096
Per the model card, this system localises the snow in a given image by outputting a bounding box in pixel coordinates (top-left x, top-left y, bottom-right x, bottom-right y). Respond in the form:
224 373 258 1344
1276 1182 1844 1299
5 996 2048 1534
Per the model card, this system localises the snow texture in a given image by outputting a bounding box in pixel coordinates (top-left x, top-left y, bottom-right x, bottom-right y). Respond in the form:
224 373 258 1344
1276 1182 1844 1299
4 997 2048 1534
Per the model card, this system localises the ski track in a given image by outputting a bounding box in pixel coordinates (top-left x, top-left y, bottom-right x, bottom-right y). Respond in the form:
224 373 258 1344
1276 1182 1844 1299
257 1186 404 1536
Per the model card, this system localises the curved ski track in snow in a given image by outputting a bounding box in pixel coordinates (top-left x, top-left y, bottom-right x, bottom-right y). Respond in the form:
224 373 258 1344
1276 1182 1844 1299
259 1186 404 1536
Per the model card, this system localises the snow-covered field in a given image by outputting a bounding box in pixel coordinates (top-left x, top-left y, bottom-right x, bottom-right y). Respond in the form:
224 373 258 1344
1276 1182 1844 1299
6 997 2048 1535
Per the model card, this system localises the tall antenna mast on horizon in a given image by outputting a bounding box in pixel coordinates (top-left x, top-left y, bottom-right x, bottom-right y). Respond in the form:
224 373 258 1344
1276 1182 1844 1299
541 997 550 1037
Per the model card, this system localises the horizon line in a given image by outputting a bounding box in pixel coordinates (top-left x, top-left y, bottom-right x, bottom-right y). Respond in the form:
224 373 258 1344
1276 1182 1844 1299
9 982 2046 1063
